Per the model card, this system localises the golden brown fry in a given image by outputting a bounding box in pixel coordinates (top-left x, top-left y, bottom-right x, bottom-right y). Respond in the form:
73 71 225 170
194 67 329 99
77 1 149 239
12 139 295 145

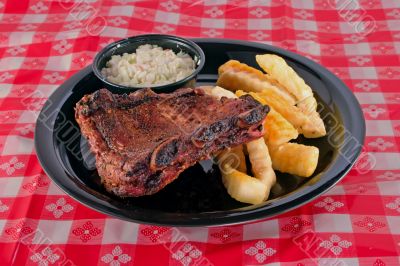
197 85 214 93
269 143 319 177
257 91 325 138
201 85 237 99
217 60 296 105
301 112 327 138
256 54 316 110
264 73 318 114
255 91 308 128
256 54 326 137
236 90 298 145
218 145 247 173
231 145 247 173
217 60 325 138
263 109 299 146
246 138 276 192
220 165 268 205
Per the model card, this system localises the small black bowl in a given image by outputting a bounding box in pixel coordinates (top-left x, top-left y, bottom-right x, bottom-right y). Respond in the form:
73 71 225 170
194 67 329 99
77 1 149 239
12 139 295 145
92 34 205 93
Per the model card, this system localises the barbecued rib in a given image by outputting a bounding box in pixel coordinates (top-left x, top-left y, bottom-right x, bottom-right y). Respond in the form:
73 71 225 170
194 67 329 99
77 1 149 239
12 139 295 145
75 88 269 197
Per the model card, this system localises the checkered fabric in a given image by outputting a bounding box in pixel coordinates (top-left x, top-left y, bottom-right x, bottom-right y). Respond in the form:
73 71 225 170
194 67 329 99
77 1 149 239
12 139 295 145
0 0 399 265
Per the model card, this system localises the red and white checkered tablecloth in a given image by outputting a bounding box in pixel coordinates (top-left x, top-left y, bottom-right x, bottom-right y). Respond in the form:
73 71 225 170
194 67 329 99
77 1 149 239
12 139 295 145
0 0 399 265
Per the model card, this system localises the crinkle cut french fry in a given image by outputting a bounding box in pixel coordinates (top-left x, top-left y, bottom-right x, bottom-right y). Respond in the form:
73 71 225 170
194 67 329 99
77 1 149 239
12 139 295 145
217 60 296 105
202 85 237 99
256 91 325 138
254 91 308 130
236 90 298 145
301 110 327 138
218 145 247 173
217 61 325 138
256 54 316 111
230 145 247 173
264 73 319 115
246 138 276 188
197 85 214 95
218 60 264 77
269 143 319 178
256 54 326 138
263 109 299 146
220 165 268 205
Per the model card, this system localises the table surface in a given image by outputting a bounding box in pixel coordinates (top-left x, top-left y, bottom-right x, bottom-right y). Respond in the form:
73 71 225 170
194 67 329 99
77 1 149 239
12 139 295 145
0 0 399 265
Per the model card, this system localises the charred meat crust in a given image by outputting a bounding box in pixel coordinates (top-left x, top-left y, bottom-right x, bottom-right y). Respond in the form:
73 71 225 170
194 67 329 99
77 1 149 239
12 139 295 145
75 88 269 197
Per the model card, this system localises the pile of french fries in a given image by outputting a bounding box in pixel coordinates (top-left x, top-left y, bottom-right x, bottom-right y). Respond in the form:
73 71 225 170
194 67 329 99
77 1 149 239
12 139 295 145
205 54 327 205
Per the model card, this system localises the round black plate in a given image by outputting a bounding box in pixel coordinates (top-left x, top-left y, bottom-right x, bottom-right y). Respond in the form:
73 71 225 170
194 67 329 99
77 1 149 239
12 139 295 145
35 39 365 226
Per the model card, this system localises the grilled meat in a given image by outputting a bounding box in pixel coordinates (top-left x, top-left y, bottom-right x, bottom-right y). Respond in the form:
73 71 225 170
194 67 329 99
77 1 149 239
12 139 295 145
75 88 269 197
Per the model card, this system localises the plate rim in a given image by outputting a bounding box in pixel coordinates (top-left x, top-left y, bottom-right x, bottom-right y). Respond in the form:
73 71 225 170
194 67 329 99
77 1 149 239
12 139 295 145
34 38 366 227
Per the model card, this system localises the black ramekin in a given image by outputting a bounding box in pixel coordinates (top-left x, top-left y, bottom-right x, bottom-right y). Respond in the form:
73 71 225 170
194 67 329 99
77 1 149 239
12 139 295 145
92 34 205 93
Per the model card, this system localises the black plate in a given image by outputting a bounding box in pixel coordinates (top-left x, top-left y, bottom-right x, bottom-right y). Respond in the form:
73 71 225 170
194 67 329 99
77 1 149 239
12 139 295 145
35 39 365 226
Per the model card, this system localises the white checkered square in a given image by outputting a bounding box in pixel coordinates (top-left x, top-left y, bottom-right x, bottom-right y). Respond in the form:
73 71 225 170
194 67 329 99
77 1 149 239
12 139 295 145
324 185 345 196
339 21 358 34
102 26 128 38
109 6 134 17
377 181 400 196
0 84 12 98
291 0 314 9
35 85 59 97
20 88 46 99
45 55 72 71
174 227 209 242
201 18 225 29
348 67 377 79
381 2 400 8
204 0 227 5
102 219 139 244
17 111 38 123
243 219 280 240
365 121 394 136
55 30 81 40
319 258 359 265
393 42 400 55
296 40 321 55
372 153 400 170
0 57 24 71
344 43 371 55
354 92 385 104
21 14 48 23
386 216 400 234
0 220 6 235
335 0 360 9
46 182 65 195
9 32 35 47
0 177 23 197
2 136 34 155
155 11 180 25
66 12 89 22
248 19 272 30
293 19 318 31
34 220 73 244
249 0 272 6
358 20 377 36
314 214 353 233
